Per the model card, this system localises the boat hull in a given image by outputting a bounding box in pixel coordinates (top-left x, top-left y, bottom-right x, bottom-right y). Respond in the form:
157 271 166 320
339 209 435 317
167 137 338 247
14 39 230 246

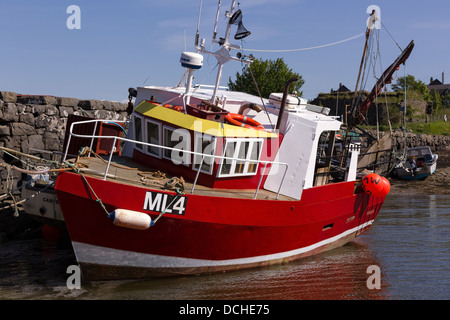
393 156 438 180
55 171 385 281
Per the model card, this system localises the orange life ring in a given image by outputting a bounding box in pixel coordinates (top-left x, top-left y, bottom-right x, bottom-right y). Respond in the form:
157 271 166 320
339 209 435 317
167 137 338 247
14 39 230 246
163 104 183 112
225 113 264 130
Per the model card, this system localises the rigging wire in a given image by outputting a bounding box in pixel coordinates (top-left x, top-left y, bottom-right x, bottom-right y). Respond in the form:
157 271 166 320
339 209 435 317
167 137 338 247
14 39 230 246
246 64 274 129
241 32 365 53
381 21 403 52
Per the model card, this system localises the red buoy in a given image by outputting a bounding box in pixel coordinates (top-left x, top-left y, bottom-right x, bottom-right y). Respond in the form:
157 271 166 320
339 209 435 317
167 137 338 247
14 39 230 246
379 176 391 196
361 173 384 197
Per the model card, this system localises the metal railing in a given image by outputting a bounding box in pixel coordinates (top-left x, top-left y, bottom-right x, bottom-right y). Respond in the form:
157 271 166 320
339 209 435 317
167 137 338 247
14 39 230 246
314 144 394 181
62 119 290 199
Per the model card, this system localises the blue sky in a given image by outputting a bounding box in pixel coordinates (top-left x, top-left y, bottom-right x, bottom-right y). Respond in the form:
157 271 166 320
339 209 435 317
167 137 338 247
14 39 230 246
1 0 449 102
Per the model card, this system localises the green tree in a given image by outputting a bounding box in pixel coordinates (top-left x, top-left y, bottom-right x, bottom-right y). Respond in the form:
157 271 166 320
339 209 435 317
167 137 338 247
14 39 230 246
391 74 430 101
441 92 450 108
429 89 442 112
228 58 304 98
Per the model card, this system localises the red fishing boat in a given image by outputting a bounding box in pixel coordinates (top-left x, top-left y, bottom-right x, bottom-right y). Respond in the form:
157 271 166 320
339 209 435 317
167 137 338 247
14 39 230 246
54 1 412 280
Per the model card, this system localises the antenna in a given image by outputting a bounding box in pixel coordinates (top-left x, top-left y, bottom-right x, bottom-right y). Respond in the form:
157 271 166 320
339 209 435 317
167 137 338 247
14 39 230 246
212 0 222 41
195 0 203 46
197 0 253 103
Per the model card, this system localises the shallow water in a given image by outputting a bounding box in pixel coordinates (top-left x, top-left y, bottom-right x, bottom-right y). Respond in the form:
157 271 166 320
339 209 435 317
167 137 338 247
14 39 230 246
0 194 449 300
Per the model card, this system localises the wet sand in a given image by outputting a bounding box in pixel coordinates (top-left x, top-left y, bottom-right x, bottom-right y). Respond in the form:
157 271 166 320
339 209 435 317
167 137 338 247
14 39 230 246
388 146 450 195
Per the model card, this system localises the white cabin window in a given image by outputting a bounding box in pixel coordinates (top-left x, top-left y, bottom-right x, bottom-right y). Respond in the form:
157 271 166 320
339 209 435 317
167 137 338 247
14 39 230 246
193 133 216 175
133 115 144 150
248 140 261 173
163 126 190 166
146 119 161 157
218 138 263 177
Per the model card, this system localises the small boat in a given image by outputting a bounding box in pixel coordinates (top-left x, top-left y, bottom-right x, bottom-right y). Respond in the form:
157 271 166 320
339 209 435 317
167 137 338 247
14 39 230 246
393 146 438 180
15 114 124 227
21 172 64 226
52 1 413 281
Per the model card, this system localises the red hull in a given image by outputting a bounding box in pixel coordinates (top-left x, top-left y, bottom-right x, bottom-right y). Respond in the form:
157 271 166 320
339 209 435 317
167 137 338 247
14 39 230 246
55 171 384 280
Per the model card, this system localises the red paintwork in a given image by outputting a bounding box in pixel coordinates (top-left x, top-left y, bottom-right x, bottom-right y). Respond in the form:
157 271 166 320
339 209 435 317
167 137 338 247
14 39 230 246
55 171 384 262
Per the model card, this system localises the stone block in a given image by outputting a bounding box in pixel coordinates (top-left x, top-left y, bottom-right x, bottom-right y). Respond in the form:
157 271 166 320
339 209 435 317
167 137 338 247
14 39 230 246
102 100 111 110
16 103 27 113
43 132 60 151
35 116 61 133
0 125 10 136
57 97 80 107
31 104 48 115
78 100 104 110
111 101 128 112
11 123 36 136
59 106 74 117
16 95 57 105
0 91 17 103
2 136 22 150
2 103 19 122
45 105 59 116
22 135 45 153
19 113 35 125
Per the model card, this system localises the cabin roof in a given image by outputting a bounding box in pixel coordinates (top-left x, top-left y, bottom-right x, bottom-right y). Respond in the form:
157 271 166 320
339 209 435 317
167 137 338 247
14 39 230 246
140 85 265 106
134 100 279 138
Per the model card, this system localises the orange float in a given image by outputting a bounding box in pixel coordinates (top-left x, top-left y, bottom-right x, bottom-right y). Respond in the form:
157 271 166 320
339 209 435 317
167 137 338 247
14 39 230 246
379 176 391 195
361 173 390 197
225 113 264 130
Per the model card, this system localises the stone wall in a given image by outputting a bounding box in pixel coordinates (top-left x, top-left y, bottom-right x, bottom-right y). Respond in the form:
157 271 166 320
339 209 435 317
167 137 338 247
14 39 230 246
391 128 450 153
0 91 130 199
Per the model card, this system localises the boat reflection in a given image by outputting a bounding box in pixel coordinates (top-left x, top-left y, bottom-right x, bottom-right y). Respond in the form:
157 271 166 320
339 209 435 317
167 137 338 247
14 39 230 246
84 239 390 300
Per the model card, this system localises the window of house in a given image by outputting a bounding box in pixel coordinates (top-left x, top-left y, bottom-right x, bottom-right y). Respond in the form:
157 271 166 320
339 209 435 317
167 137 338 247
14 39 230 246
146 119 161 157
218 138 263 177
193 133 217 175
163 126 190 165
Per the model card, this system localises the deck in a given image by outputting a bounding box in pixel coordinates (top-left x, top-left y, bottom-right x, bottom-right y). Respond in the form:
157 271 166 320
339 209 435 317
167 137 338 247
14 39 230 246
68 155 295 201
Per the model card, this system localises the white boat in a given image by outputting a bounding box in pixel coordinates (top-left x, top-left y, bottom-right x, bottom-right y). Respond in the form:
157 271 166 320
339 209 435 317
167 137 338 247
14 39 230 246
393 146 438 180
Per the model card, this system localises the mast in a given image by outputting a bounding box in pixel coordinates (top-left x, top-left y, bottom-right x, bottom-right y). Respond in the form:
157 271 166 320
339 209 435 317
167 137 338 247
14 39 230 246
210 0 236 104
196 0 253 104
350 40 415 127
